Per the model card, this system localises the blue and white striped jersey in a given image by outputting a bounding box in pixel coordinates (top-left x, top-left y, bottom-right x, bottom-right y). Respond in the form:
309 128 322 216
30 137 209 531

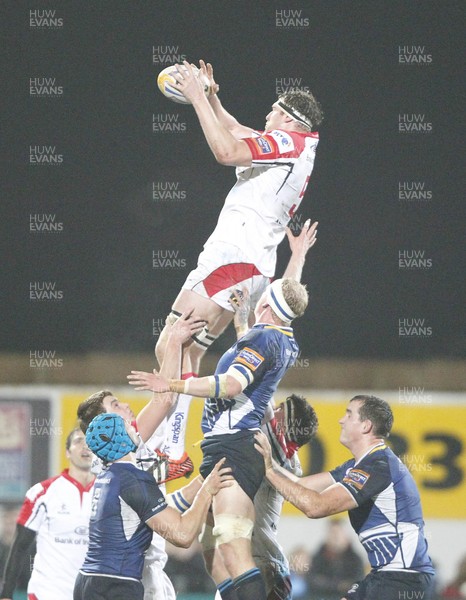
201 323 299 436
81 462 167 581
330 443 434 574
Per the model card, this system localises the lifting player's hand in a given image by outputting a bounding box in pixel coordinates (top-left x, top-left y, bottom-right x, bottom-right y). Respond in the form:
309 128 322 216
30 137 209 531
201 457 235 496
254 431 274 472
286 218 318 259
199 59 219 96
127 368 170 393
166 308 206 345
229 286 251 338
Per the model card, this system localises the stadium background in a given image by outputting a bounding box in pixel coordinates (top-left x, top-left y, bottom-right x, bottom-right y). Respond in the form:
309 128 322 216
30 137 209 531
1 1 465 597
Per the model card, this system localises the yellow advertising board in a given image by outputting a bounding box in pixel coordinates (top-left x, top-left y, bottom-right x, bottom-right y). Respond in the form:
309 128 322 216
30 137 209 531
60 392 466 518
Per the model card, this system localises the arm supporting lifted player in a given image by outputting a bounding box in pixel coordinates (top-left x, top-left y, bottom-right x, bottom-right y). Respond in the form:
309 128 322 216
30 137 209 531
254 432 357 518
127 218 318 400
147 457 234 548
134 309 206 441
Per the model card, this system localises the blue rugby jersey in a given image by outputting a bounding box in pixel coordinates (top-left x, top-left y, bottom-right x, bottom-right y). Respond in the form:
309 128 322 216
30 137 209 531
201 323 299 436
330 443 434 574
80 462 167 581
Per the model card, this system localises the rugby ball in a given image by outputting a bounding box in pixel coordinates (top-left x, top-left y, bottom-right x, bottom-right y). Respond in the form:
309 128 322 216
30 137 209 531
157 65 210 104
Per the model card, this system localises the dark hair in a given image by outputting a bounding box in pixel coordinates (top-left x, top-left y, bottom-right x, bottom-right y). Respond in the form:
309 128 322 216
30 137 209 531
284 394 319 446
77 390 113 433
350 395 393 438
279 90 324 130
65 427 83 450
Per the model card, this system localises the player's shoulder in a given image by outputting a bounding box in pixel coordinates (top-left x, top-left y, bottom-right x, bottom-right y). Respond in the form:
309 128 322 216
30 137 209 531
112 461 154 485
24 472 63 502
268 128 318 152
261 324 295 343
357 444 391 472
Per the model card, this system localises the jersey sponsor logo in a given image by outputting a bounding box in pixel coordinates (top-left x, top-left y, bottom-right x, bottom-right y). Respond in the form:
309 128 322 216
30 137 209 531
269 130 294 152
253 136 273 154
235 347 265 371
343 468 370 490
75 525 89 535
57 503 70 514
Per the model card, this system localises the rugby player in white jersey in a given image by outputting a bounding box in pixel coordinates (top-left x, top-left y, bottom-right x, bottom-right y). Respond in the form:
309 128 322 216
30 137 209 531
154 59 323 474
0 429 94 600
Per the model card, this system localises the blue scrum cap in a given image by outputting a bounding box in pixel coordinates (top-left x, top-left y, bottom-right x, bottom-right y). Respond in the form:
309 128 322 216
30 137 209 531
85 413 137 462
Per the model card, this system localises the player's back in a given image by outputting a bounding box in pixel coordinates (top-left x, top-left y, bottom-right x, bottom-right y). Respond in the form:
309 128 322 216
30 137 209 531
82 463 156 580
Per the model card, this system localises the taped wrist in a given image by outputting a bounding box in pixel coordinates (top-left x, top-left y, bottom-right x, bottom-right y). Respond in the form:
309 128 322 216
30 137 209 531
168 379 188 394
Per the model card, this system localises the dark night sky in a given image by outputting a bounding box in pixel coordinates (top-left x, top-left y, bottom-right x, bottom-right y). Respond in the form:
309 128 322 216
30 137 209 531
2 1 465 359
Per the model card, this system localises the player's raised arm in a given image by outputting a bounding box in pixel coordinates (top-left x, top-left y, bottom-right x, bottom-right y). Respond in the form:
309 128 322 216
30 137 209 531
282 218 318 282
135 310 206 441
229 286 252 339
200 59 256 139
171 61 253 167
128 367 243 400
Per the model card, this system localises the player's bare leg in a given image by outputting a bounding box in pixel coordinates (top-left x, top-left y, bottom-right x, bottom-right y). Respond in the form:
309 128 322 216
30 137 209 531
212 484 266 600
201 512 239 600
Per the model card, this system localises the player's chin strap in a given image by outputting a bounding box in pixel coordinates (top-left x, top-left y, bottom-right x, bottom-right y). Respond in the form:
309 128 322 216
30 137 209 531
168 310 217 350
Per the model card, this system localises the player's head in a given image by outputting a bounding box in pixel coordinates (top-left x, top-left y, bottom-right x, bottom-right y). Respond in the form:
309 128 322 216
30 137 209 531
279 394 318 447
77 390 135 433
258 278 308 325
350 395 393 438
65 428 93 470
85 413 138 463
272 90 323 132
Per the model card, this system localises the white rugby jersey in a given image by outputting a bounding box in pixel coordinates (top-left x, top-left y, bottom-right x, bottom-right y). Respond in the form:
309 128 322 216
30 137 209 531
17 469 94 600
252 420 302 591
204 128 319 277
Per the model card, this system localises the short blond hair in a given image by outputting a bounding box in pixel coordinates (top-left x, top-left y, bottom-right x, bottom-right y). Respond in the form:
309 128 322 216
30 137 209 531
282 279 308 320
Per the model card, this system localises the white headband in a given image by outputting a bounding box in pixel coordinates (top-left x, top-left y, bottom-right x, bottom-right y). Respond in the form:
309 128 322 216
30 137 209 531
267 279 297 322
274 100 312 130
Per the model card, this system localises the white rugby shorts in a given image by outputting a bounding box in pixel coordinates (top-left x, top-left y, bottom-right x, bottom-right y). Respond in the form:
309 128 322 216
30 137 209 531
182 243 270 311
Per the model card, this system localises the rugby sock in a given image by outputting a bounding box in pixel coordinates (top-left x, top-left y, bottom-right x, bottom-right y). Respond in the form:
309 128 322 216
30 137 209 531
217 578 238 600
233 568 267 600
163 373 197 459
